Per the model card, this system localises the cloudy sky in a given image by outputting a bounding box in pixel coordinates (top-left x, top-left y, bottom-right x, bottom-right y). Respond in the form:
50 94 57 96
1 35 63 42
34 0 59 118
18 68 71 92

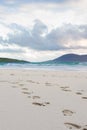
0 0 87 61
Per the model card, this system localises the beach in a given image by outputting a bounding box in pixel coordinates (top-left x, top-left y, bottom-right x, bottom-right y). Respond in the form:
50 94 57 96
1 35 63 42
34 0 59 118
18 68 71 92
0 69 87 130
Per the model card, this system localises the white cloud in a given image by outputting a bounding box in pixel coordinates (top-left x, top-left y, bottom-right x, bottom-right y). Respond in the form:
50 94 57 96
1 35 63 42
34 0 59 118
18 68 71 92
0 0 87 61
0 0 87 29
0 21 87 51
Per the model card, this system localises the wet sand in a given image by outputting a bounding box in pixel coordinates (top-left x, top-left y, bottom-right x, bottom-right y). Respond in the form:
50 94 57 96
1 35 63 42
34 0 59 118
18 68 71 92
0 69 87 130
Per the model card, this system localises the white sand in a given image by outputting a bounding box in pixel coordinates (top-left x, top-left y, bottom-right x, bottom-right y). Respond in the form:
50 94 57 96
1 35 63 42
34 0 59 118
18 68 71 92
0 69 87 130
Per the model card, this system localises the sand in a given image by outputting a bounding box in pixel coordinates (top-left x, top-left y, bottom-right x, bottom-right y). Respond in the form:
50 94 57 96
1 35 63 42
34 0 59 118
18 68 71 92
0 69 87 130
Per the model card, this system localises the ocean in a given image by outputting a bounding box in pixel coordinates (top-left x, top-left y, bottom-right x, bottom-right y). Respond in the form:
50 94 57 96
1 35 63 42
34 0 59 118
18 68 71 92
0 61 87 71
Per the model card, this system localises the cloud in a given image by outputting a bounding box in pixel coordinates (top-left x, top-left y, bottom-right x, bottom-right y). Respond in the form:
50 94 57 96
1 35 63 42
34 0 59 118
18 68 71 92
0 0 87 61
0 0 87 31
46 24 87 49
0 20 87 51
32 19 47 36
4 0 79 4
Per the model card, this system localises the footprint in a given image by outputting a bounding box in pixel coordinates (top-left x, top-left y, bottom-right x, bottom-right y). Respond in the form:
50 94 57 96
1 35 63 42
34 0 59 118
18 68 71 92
12 86 17 88
22 91 33 95
45 82 52 86
32 101 50 106
62 109 75 116
81 125 87 130
22 88 28 90
32 96 40 99
19 84 24 86
82 97 87 99
60 86 69 89
44 102 50 105
32 102 46 106
64 122 81 129
60 86 71 92
76 92 82 95
61 88 71 92
63 89 71 92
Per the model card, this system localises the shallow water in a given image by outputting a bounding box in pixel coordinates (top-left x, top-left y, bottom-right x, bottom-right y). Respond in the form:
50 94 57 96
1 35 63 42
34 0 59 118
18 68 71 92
0 62 87 71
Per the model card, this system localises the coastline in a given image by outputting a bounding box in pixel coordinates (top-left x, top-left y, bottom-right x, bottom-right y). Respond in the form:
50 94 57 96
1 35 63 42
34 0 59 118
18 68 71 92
0 65 87 72
0 69 87 130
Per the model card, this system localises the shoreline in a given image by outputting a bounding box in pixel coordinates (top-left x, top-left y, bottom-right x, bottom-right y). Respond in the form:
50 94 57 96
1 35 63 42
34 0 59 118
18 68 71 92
0 67 87 72
1 67 86 73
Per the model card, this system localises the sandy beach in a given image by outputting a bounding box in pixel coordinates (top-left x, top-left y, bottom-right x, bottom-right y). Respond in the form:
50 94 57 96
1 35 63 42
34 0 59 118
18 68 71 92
0 69 87 130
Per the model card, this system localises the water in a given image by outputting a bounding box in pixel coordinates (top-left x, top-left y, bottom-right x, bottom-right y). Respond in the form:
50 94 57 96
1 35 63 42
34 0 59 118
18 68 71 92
0 61 87 71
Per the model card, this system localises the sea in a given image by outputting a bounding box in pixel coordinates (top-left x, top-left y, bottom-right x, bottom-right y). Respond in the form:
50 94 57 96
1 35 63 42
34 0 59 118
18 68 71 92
0 61 87 71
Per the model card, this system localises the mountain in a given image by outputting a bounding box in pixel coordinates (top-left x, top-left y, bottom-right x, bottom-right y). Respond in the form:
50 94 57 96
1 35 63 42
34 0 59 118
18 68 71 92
0 58 30 63
0 54 87 64
49 54 87 63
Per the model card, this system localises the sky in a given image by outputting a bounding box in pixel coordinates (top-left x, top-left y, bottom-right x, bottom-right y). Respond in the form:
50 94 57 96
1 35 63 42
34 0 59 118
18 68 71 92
0 0 87 61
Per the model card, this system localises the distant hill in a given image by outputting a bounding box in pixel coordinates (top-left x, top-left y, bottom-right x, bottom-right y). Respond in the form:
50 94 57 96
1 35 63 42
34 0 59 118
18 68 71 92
0 58 30 63
0 54 87 64
49 54 87 63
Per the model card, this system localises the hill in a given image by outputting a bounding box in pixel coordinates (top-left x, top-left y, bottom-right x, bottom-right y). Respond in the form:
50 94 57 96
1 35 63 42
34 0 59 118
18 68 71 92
49 54 87 63
0 58 30 63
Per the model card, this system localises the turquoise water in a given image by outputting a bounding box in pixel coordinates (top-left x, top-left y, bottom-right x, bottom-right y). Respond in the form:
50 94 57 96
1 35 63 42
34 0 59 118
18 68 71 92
0 61 87 71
